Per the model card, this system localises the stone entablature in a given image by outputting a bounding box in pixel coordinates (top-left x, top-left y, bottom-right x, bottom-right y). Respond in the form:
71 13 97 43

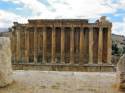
10 16 113 71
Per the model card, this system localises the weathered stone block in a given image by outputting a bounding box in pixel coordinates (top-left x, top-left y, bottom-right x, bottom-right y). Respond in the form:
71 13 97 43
116 54 125 90
0 37 13 87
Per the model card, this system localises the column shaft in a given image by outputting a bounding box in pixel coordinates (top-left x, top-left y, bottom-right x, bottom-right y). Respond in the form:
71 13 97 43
61 27 65 64
51 27 56 63
15 27 20 63
13 31 16 63
34 27 37 63
25 28 29 63
89 27 93 64
11 29 15 63
42 27 47 63
79 27 84 64
70 27 74 64
107 27 112 64
98 27 103 64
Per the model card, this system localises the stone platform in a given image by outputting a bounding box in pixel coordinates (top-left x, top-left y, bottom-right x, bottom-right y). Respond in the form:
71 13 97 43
12 64 115 72
0 71 123 93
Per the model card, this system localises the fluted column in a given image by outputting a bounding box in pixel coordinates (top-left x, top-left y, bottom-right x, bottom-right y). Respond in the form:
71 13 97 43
42 27 47 63
51 26 56 64
10 28 15 63
61 27 65 64
79 27 84 64
25 27 29 63
70 27 74 64
107 26 112 64
15 27 20 63
89 27 93 64
98 27 103 64
34 27 37 63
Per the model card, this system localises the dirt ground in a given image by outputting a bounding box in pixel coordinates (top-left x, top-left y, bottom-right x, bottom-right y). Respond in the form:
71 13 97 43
0 71 124 93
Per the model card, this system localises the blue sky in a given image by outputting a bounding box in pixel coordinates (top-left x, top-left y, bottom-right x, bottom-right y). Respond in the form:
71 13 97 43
0 0 125 35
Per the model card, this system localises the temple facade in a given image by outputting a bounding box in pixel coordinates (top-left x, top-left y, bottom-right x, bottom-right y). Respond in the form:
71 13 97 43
10 16 114 71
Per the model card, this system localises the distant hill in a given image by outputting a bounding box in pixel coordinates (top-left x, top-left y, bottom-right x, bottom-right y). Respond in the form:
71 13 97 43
112 34 125 48
0 28 10 37
0 28 8 32
111 34 125 64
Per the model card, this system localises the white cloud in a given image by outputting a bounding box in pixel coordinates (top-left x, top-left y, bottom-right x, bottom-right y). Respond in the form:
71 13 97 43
38 0 117 19
0 0 125 36
0 10 27 27
1 0 119 19
1 0 20 4
112 19 125 36
123 18 125 35
2 0 51 17
16 7 23 10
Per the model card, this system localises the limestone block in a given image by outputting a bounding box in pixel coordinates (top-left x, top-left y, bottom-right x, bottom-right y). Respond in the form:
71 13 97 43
0 37 13 87
116 54 125 89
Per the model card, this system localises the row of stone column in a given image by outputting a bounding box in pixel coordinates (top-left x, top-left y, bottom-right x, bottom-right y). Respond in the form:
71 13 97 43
11 26 112 64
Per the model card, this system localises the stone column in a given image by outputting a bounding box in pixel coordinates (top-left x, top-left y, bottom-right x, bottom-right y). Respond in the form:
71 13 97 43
107 26 112 64
0 37 13 87
42 27 47 63
15 27 20 63
25 27 29 63
70 27 74 64
61 27 65 64
10 28 15 63
79 27 84 64
34 27 37 64
98 27 103 64
51 26 56 64
13 30 16 63
89 27 93 64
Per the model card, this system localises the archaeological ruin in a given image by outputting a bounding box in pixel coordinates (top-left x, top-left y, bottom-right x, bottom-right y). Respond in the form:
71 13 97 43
10 16 114 71
0 37 123 93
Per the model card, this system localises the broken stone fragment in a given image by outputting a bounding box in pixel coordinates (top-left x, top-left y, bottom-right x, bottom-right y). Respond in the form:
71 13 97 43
117 54 125 90
0 37 13 87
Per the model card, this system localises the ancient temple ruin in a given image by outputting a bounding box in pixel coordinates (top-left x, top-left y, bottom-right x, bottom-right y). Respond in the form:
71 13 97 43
10 16 114 71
